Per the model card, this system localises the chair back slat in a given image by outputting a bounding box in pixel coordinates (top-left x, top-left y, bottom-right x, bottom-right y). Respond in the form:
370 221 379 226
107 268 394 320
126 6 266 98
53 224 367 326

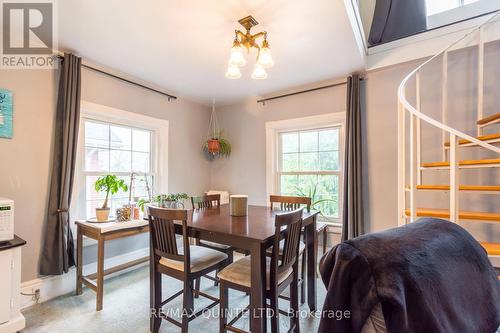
191 194 221 210
148 207 187 262
270 195 311 213
270 208 303 285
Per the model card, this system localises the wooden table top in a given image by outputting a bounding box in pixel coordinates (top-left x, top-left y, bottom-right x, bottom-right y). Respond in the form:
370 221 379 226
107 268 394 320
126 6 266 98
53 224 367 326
75 219 148 233
187 204 318 242
76 204 318 239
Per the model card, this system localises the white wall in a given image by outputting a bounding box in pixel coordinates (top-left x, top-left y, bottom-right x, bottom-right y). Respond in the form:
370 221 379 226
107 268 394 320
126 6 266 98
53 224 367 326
210 80 347 206
0 66 211 282
1 39 499 283
362 41 500 238
0 69 57 282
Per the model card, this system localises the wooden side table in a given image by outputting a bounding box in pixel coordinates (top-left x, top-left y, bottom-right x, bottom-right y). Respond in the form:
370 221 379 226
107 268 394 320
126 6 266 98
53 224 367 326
75 220 149 311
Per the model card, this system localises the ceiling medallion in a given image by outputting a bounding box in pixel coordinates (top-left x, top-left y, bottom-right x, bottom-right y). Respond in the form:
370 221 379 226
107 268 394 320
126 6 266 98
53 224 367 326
225 15 274 80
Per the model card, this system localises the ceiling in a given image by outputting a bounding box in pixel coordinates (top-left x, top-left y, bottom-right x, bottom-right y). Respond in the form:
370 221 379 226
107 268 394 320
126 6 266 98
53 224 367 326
59 0 365 105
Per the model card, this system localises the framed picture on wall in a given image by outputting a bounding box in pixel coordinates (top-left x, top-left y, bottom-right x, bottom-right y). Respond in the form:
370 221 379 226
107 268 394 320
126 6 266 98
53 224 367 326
0 89 13 139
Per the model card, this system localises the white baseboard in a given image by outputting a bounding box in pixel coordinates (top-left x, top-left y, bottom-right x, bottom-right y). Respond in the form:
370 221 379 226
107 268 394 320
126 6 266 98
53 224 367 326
0 314 25 333
20 247 149 310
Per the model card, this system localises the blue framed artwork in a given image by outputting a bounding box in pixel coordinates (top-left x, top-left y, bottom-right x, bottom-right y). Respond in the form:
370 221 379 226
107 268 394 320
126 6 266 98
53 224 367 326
0 89 13 139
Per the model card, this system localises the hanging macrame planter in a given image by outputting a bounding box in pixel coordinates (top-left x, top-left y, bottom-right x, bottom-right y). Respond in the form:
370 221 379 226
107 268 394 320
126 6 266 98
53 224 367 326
203 100 231 161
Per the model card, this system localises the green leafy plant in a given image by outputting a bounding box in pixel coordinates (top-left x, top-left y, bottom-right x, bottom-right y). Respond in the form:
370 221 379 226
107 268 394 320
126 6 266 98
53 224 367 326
137 193 189 211
164 193 189 201
94 175 128 209
203 130 231 161
294 181 337 219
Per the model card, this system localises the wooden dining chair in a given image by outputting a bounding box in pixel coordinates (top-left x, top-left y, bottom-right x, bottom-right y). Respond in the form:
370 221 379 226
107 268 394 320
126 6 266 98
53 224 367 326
270 195 330 292
148 207 230 333
191 194 221 209
270 194 312 212
191 194 234 294
269 195 310 303
218 208 303 333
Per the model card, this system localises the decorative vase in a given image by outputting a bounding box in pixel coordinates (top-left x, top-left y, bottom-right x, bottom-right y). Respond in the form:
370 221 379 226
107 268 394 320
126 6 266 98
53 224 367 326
95 208 110 222
207 138 220 154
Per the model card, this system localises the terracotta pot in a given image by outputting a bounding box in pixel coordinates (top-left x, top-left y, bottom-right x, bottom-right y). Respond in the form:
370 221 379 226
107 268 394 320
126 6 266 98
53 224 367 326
207 139 220 154
95 208 110 222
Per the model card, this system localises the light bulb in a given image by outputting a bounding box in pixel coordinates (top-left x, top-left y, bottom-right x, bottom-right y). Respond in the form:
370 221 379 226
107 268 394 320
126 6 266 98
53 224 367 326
229 42 246 67
258 46 274 68
225 65 242 79
258 39 274 68
251 63 267 80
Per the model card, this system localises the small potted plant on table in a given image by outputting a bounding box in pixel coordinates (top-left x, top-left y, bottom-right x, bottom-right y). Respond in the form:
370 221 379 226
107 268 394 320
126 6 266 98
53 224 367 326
94 175 128 222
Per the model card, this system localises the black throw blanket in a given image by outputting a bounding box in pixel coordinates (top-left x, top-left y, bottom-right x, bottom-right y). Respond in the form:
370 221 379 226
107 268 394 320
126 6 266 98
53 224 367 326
319 218 500 333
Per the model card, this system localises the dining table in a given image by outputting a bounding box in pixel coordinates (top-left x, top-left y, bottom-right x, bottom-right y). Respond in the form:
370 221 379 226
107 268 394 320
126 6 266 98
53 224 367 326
180 204 319 333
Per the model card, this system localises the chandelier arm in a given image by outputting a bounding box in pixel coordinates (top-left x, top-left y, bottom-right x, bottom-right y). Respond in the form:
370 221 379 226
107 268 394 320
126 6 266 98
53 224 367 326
253 43 261 58
251 31 266 40
235 30 246 41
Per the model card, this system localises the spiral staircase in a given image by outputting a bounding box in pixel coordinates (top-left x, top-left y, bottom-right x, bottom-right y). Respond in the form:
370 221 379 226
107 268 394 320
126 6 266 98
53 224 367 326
397 11 500 264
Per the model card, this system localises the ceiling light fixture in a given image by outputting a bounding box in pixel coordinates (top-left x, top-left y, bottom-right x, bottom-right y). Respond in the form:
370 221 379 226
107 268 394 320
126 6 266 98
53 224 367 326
225 15 274 80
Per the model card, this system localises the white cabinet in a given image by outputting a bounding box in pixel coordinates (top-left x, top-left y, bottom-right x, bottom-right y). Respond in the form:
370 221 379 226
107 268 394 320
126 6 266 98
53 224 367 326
0 250 12 324
0 237 25 333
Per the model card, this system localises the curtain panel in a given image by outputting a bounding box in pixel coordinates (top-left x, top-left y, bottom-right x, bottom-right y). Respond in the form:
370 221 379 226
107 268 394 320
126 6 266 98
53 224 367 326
40 53 81 275
342 74 364 241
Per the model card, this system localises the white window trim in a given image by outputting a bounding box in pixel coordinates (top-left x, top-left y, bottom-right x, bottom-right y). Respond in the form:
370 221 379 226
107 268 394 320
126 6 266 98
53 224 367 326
72 101 169 227
427 0 498 29
265 113 346 225
366 10 500 71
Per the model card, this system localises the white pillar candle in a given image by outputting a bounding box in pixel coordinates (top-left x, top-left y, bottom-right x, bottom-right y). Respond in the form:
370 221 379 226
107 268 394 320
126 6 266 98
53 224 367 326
230 195 248 217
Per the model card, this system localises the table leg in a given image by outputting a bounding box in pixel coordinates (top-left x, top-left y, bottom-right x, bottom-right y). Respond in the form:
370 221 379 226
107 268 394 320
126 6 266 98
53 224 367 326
306 216 317 311
96 235 105 311
249 242 266 333
76 225 83 295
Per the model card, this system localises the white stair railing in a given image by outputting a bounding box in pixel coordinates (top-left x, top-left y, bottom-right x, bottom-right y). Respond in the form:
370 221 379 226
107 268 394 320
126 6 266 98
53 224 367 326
398 11 500 226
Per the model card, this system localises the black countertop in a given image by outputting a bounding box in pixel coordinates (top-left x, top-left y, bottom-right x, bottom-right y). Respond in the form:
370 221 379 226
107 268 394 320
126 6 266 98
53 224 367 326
0 235 26 251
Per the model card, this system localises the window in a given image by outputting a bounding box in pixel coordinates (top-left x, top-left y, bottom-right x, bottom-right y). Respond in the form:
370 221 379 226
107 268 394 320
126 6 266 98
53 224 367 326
266 113 345 224
82 119 154 218
278 127 341 218
425 0 478 16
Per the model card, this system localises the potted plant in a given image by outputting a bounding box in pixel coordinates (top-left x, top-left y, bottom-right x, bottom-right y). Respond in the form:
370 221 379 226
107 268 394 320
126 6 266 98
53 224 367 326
161 193 189 208
137 193 189 212
203 130 231 161
295 181 337 221
94 174 128 222
203 99 231 161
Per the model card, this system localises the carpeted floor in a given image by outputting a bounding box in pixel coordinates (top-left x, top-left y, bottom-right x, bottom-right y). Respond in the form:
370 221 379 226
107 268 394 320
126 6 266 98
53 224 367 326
22 262 328 333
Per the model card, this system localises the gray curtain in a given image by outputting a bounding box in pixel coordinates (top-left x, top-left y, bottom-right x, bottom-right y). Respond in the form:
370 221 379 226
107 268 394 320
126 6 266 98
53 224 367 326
368 0 427 46
342 74 363 241
40 53 81 275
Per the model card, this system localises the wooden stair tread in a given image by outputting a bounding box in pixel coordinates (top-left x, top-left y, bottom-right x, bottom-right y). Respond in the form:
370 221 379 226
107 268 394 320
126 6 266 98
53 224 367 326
416 185 500 191
444 133 500 146
404 208 500 221
480 242 500 256
421 159 500 168
477 113 500 125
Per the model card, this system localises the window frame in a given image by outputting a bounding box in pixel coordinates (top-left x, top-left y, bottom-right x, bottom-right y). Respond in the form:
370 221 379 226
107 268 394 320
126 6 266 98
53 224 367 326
72 101 169 221
265 113 346 225
80 118 155 218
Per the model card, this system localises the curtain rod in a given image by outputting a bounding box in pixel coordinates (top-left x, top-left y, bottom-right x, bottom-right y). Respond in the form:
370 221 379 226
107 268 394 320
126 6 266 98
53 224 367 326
256 78 364 105
56 55 177 101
